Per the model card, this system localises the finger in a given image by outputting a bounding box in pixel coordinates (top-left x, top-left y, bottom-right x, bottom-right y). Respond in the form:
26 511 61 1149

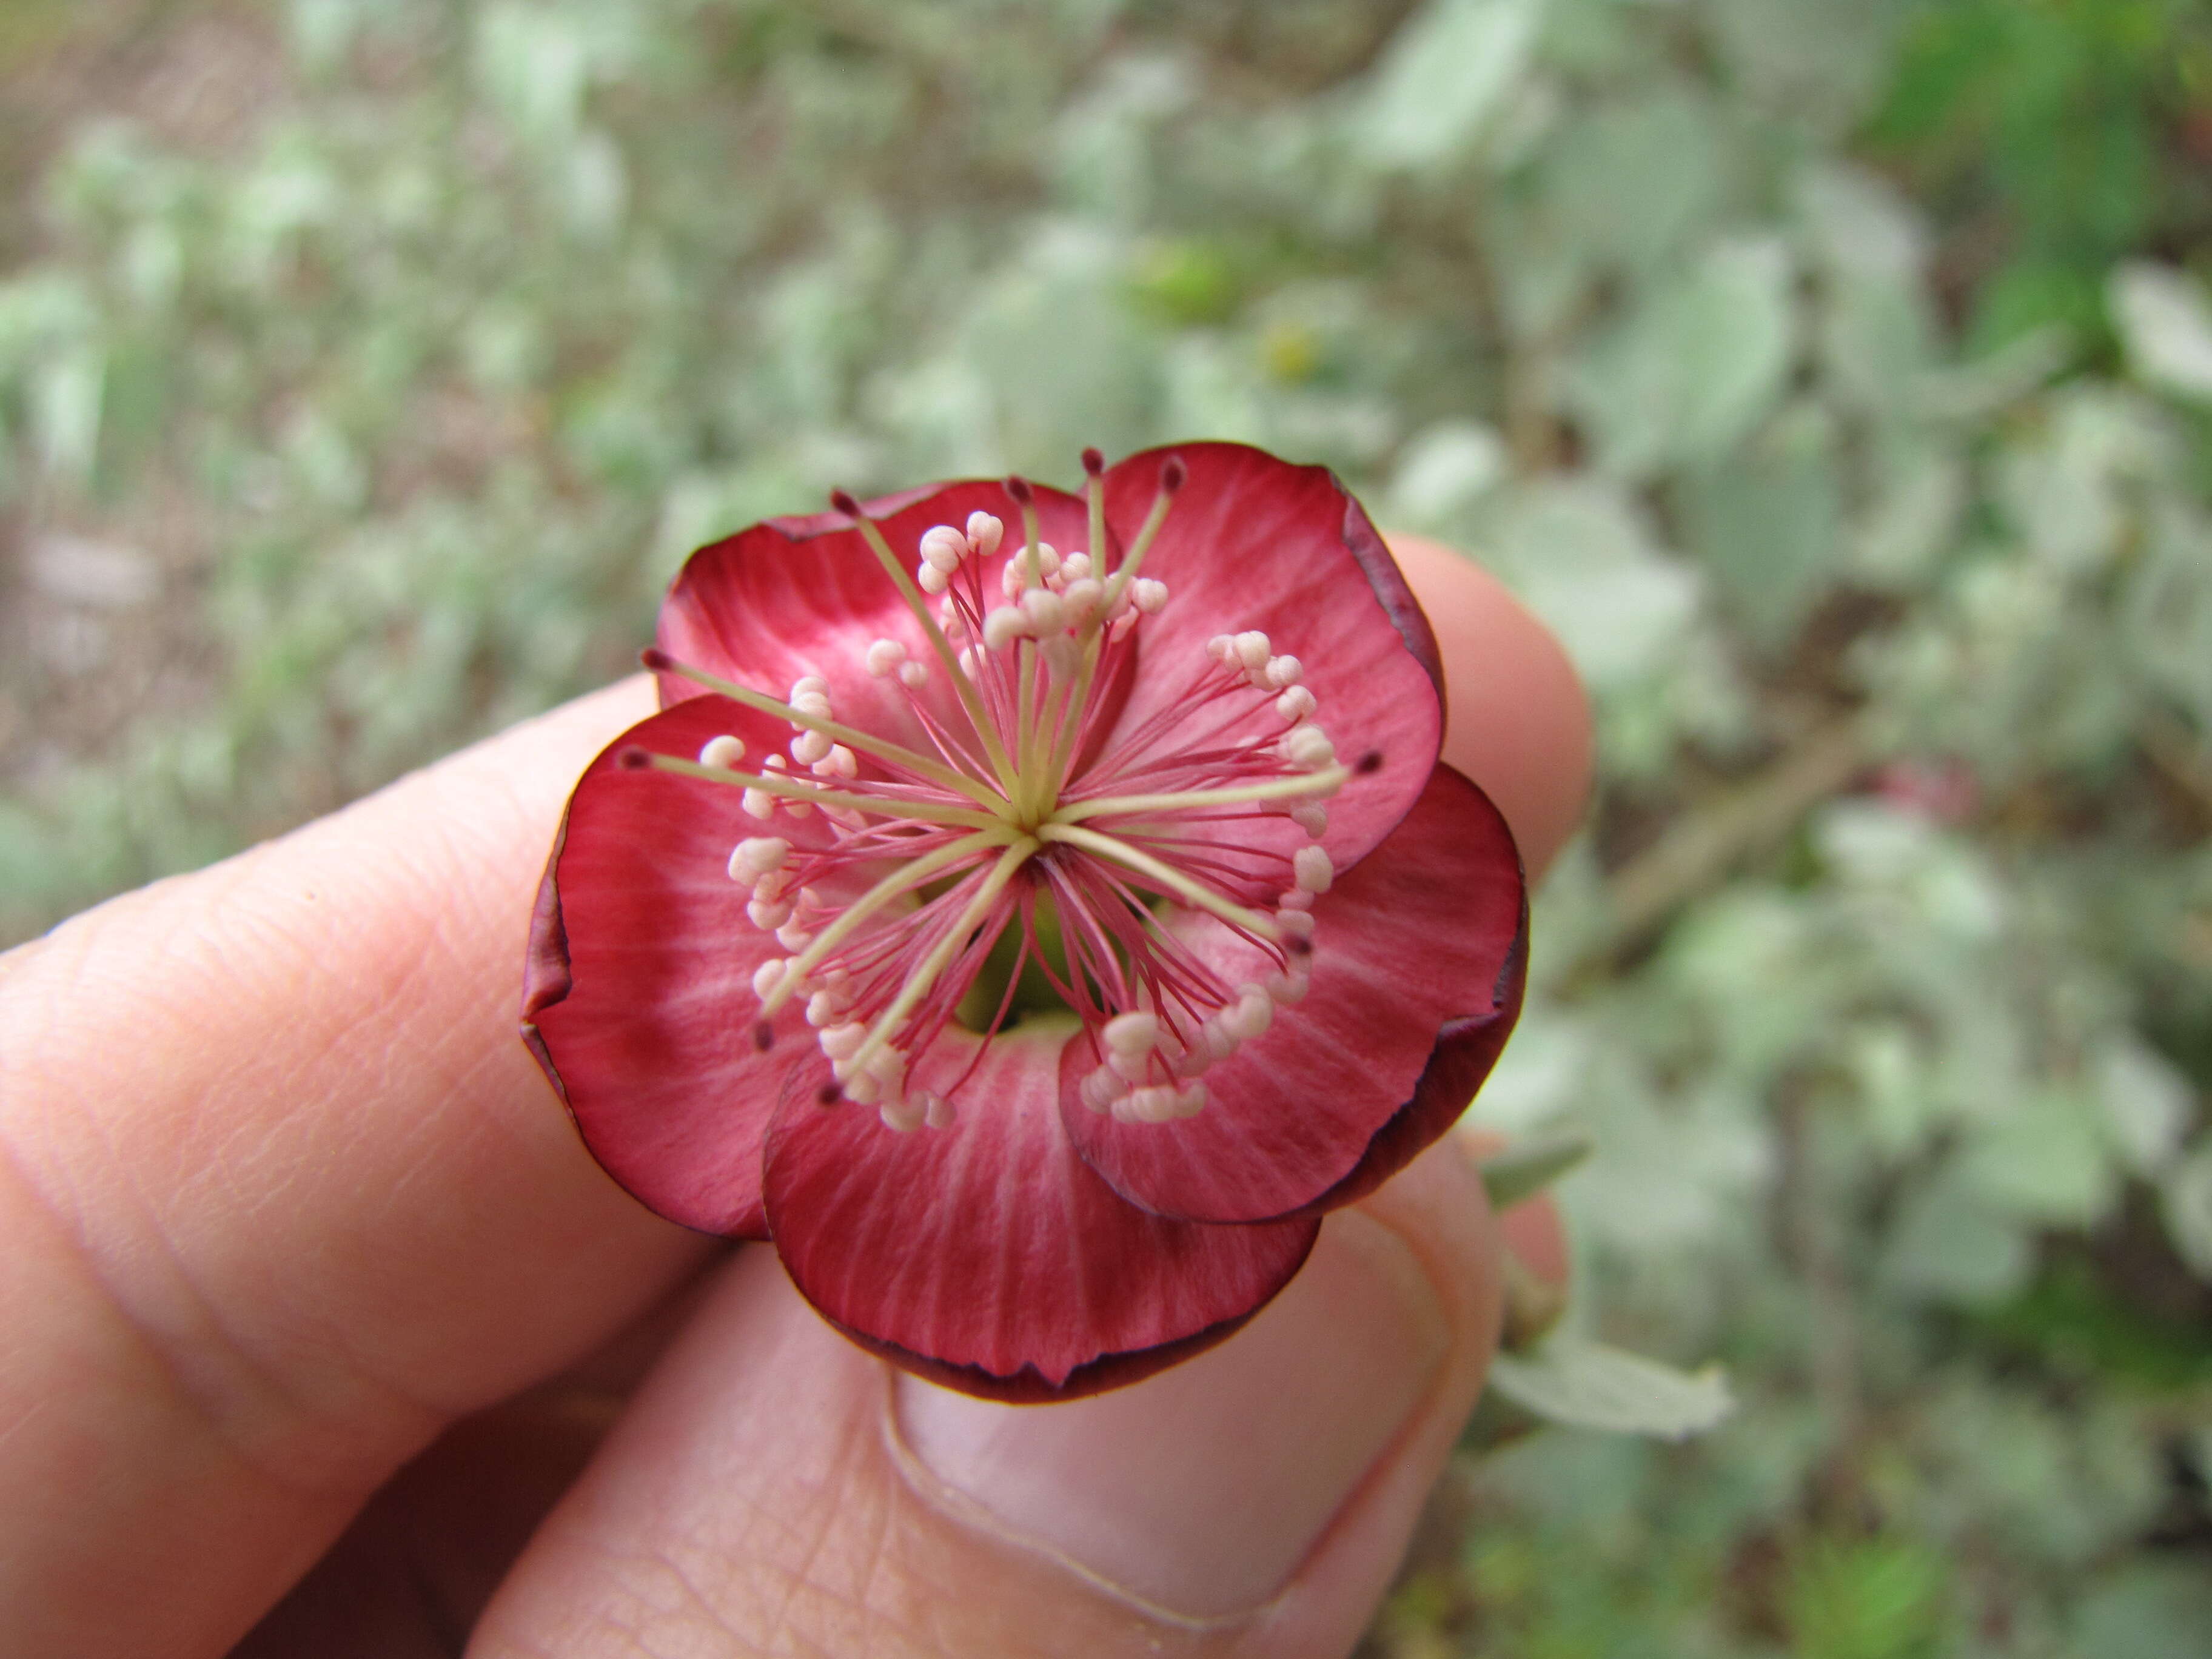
466 1136 1498 1659
1388 532 1593 877
0 676 709 1657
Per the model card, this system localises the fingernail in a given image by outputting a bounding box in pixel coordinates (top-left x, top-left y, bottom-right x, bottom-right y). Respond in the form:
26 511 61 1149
892 1210 1449 1620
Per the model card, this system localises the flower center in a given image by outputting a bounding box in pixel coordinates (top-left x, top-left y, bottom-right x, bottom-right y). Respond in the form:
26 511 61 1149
627 451 1353 1133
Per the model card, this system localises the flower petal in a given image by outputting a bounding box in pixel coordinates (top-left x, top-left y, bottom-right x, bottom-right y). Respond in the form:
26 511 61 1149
656 480 1095 747
1062 763 1526 1224
1099 442 1444 870
524 695 839 1238
761 1028 1320 1401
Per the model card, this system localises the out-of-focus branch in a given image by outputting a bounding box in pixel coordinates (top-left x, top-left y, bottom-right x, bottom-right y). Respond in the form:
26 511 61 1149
2137 707 2212 820
1590 711 1874 962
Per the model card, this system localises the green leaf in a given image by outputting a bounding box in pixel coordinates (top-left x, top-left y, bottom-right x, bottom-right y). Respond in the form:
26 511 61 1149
2110 261 2212 404
1487 1335 1733 1439
1477 1128 1594 1212
1566 236 1795 478
1353 0 1544 170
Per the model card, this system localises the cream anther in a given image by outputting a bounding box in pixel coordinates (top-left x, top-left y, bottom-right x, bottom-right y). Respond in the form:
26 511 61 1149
1268 967 1312 1006
742 786 774 820
1293 845 1335 893
1061 577 1105 628
1290 803 1329 837
1002 544 1058 597
733 837 791 880
965 510 1003 555
919 525 966 571
1276 907 1316 939
748 895 796 930
1267 655 1302 688
918 561 950 595
981 606 1026 652
1080 1067 1122 1113
1173 1081 1208 1119
791 728 833 766
1207 634 1235 665
1104 1010 1159 1054
1107 1047 1153 1084
774 920 814 951
1060 550 1093 581
819 1022 866 1061
865 638 907 677
699 734 746 768
752 958 793 999
1131 577 1168 614
1021 588 1066 634
1234 631 1272 671
1122 1085 1180 1124
1282 724 1336 769
812 744 858 780
805 990 843 1027
880 1096 925 1132
898 659 928 688
922 1091 956 1130
1222 988 1273 1042
1279 888 1315 911
1276 686 1318 723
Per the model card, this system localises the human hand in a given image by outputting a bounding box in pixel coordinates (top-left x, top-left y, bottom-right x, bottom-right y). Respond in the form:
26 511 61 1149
0 535 1589 1658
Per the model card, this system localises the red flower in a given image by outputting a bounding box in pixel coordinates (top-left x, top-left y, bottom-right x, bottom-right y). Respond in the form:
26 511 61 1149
522 442 1527 1401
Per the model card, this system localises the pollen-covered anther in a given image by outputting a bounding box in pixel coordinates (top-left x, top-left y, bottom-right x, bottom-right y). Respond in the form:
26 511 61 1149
1131 578 1168 615
791 728 833 766
965 510 1003 557
1276 685 1318 723
865 638 907 677
699 734 745 769
1233 631 1272 672
1266 655 1302 689
751 957 794 1000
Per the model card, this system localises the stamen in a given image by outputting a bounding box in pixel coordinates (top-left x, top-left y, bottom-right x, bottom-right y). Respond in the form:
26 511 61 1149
635 449 1359 1133
642 648 1002 810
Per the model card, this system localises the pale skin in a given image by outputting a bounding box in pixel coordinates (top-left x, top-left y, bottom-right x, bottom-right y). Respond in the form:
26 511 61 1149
0 536 1589 1658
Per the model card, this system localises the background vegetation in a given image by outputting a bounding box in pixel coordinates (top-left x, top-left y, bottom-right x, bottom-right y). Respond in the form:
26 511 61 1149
4 1 2210 1652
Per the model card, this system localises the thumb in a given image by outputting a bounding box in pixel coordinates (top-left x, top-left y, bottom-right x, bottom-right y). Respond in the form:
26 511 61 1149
467 1137 1504 1658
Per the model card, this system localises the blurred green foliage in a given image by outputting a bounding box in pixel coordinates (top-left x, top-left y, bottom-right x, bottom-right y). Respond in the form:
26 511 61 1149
3 1 2210 1652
